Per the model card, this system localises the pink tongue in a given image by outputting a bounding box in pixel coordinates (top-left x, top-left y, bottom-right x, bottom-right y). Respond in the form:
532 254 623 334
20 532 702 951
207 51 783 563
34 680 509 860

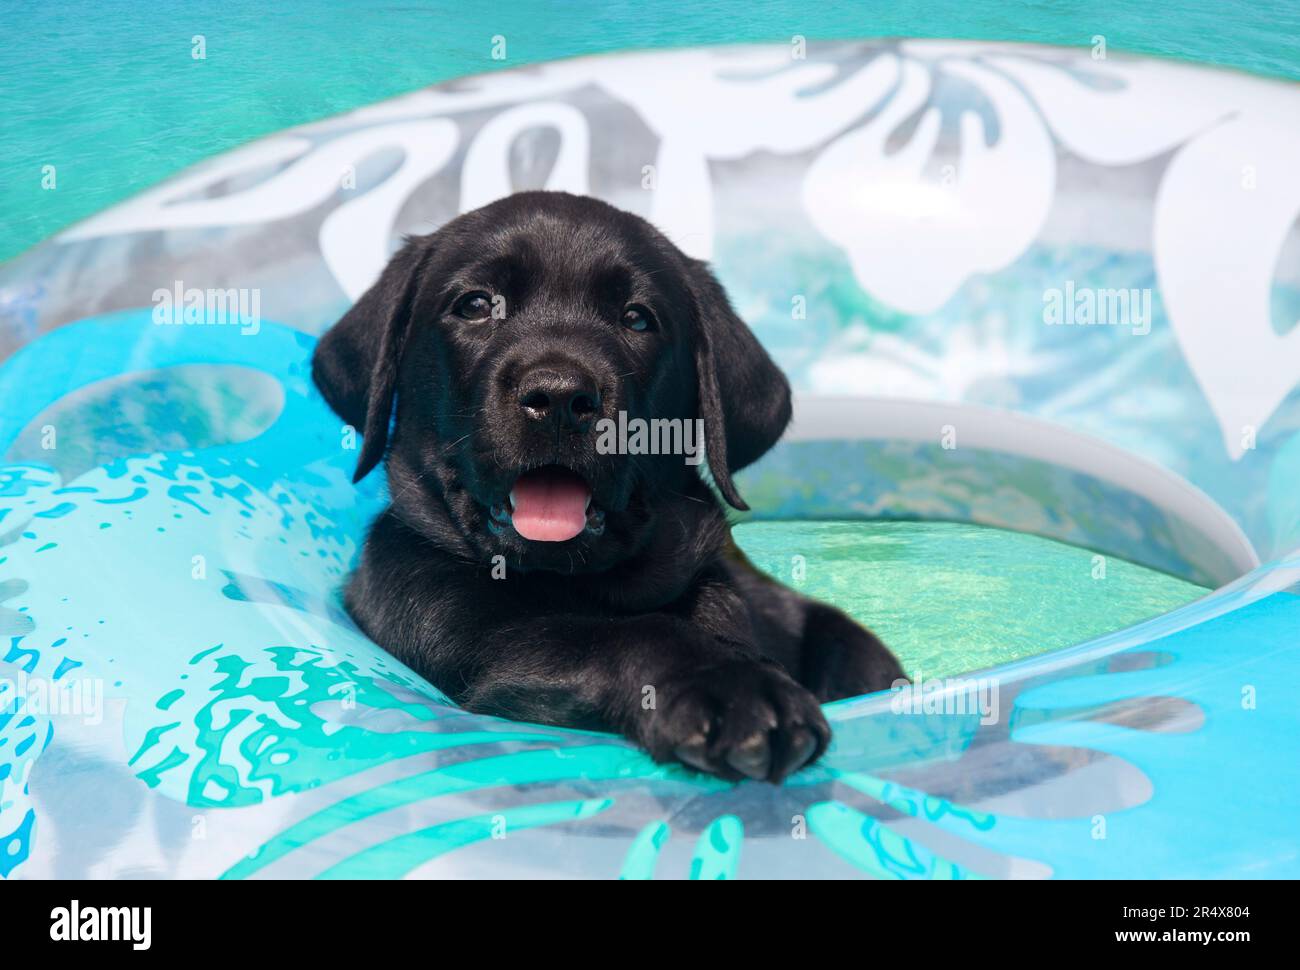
510 467 592 542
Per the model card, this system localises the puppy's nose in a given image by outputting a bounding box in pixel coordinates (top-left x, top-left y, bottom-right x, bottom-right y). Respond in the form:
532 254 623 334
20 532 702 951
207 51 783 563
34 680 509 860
516 365 602 431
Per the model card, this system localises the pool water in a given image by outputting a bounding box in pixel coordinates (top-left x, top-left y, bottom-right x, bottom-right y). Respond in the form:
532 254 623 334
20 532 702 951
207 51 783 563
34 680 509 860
2 0 1297 263
734 519 1210 679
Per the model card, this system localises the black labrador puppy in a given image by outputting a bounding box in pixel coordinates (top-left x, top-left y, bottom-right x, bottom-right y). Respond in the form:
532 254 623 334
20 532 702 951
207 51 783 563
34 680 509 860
313 191 903 783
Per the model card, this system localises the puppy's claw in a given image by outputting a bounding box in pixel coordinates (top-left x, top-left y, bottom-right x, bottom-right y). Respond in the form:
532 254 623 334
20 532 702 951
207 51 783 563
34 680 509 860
772 726 817 783
674 736 712 773
726 733 772 781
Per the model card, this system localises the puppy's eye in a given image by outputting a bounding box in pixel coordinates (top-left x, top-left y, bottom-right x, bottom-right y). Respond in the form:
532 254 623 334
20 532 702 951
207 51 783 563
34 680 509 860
621 305 654 332
453 291 495 321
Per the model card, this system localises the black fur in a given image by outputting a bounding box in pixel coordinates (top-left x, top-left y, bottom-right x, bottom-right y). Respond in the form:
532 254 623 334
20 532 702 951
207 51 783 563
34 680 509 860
313 192 903 783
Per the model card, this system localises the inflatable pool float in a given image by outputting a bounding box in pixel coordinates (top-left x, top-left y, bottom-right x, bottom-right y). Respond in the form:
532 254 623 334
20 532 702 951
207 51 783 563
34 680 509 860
2 40 1298 879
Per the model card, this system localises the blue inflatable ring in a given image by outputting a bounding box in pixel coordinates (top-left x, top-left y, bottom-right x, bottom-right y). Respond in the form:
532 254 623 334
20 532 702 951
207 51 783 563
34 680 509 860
2 40 1298 879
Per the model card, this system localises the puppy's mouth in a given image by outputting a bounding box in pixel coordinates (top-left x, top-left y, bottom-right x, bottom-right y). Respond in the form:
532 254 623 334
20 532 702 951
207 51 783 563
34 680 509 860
489 465 605 542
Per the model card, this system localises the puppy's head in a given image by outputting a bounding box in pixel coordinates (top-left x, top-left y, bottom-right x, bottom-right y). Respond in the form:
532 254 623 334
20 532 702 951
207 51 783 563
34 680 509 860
313 191 790 573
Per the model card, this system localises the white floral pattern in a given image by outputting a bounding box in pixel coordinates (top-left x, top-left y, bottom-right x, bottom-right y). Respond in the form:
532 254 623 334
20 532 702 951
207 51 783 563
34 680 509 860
2 39 1298 544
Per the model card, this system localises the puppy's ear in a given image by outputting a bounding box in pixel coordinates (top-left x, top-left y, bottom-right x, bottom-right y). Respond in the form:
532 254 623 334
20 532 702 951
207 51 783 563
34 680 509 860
312 239 432 482
689 259 792 511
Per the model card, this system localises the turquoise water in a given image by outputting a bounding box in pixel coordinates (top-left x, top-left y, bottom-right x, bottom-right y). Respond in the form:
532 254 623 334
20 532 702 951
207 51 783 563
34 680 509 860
2 0 1298 264
734 520 1210 679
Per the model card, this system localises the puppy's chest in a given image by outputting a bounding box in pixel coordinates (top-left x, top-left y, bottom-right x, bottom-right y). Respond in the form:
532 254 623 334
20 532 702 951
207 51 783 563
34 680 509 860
486 570 674 618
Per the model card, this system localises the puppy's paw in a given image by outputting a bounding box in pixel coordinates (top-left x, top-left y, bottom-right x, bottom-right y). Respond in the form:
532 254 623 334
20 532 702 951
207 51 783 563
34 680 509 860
801 603 907 702
642 659 830 784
